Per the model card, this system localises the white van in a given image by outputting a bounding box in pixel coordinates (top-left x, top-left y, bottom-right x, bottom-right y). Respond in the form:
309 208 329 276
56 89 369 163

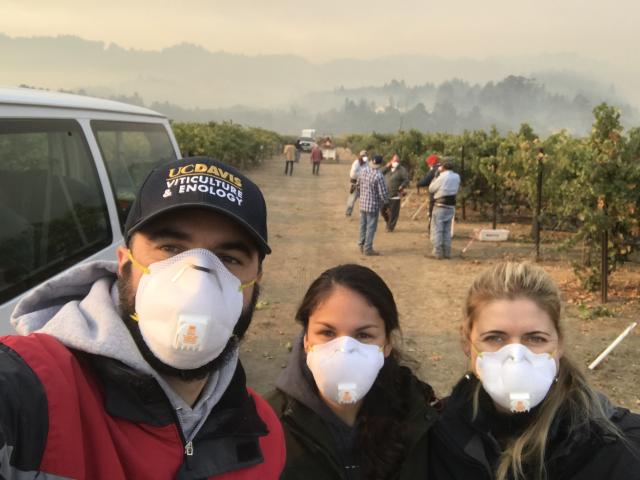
0 88 182 334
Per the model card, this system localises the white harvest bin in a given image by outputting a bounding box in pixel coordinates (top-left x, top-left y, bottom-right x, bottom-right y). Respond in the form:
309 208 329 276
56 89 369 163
477 229 510 241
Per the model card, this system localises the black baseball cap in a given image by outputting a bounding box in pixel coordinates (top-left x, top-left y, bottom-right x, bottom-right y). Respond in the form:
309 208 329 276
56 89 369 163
124 156 271 256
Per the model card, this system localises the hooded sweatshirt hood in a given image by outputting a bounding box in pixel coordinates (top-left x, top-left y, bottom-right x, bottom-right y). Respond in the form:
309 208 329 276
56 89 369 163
276 331 353 428
10 260 239 439
11 261 154 373
276 331 362 468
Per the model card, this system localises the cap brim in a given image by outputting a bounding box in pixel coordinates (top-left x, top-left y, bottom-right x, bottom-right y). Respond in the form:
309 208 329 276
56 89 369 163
126 203 271 255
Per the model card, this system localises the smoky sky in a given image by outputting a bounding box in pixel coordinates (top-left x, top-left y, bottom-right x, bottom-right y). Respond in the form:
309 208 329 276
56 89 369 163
1 0 638 66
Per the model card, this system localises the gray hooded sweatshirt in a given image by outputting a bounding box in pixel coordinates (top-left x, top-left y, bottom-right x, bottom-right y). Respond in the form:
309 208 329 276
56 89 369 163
275 333 361 474
10 260 238 441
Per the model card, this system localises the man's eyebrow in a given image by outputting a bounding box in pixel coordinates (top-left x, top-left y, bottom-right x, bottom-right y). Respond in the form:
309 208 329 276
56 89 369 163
216 240 255 258
144 227 192 242
142 227 257 257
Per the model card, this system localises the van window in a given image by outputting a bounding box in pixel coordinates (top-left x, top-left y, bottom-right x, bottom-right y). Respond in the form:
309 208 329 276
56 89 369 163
92 121 177 227
0 119 111 303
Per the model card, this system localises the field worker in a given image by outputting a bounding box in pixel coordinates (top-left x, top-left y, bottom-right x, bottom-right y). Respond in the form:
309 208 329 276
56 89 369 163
0 157 285 479
310 144 323 175
356 154 389 256
380 153 410 232
429 262 640 480
428 161 460 259
416 154 441 233
267 264 438 479
294 138 302 162
283 143 297 176
345 149 368 217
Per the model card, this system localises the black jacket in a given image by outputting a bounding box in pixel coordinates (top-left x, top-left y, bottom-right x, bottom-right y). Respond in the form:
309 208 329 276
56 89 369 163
416 164 440 189
429 375 640 480
381 165 410 197
266 336 438 479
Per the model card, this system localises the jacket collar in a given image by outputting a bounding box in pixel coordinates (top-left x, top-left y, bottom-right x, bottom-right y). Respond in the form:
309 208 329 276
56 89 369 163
440 374 622 474
280 361 438 458
79 352 269 478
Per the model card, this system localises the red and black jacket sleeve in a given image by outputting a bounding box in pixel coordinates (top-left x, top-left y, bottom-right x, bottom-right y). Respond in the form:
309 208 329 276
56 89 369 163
0 341 48 476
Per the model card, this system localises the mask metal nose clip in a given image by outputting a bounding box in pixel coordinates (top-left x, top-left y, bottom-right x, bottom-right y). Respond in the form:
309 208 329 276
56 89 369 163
170 262 215 283
337 336 358 353
507 343 527 362
169 261 227 293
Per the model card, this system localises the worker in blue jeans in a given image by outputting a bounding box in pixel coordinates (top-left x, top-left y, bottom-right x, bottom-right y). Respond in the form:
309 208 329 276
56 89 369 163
357 155 389 256
428 162 460 259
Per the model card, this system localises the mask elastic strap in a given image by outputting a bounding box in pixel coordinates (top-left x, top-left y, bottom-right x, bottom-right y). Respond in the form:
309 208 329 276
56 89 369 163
238 278 256 292
127 250 150 275
470 342 482 357
125 251 147 323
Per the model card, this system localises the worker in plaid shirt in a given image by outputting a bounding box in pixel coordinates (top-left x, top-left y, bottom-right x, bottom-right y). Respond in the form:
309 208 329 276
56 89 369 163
356 154 389 256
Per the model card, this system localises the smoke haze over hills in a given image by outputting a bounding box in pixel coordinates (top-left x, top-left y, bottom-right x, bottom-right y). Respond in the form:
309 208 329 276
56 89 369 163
1 33 638 135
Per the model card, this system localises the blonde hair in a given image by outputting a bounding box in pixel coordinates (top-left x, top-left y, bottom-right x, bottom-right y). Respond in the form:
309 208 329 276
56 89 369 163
463 262 622 480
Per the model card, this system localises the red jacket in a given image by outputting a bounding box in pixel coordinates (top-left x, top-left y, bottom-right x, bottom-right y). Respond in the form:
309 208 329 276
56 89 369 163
310 147 323 163
0 333 285 479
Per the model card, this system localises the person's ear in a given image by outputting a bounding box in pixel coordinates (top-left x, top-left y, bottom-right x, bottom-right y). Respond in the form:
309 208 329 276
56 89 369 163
555 338 564 362
461 324 471 357
303 333 310 353
383 343 392 358
462 337 471 358
116 246 130 276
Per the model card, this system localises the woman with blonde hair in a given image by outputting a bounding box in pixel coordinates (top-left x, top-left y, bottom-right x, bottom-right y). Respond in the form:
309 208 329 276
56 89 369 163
429 261 640 480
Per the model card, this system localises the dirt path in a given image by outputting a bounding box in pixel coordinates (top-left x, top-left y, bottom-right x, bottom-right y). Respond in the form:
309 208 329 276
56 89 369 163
241 153 640 410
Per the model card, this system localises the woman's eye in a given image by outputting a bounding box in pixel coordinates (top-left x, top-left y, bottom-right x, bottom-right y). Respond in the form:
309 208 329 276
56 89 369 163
484 335 504 343
319 330 335 338
356 332 372 340
527 336 547 344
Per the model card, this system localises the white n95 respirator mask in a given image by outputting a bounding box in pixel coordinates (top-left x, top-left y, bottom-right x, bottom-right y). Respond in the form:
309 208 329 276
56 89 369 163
306 336 385 405
130 248 251 369
476 343 557 413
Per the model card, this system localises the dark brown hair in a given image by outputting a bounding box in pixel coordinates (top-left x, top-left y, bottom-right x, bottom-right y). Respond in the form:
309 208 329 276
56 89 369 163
296 264 432 478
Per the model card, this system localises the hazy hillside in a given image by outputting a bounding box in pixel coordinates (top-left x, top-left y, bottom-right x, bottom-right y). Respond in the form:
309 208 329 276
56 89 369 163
2 34 635 107
148 78 639 136
2 33 638 135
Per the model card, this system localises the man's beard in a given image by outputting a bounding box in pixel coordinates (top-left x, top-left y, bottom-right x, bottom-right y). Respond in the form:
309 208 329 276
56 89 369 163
117 262 259 382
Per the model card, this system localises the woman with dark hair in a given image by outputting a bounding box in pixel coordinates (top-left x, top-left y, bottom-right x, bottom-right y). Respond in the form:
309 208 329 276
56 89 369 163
429 262 640 480
266 264 438 479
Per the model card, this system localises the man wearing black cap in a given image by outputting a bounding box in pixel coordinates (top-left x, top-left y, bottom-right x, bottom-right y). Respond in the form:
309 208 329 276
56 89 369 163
0 157 285 479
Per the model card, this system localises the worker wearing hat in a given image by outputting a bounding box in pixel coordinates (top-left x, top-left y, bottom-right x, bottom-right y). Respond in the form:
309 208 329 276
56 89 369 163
345 149 369 216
